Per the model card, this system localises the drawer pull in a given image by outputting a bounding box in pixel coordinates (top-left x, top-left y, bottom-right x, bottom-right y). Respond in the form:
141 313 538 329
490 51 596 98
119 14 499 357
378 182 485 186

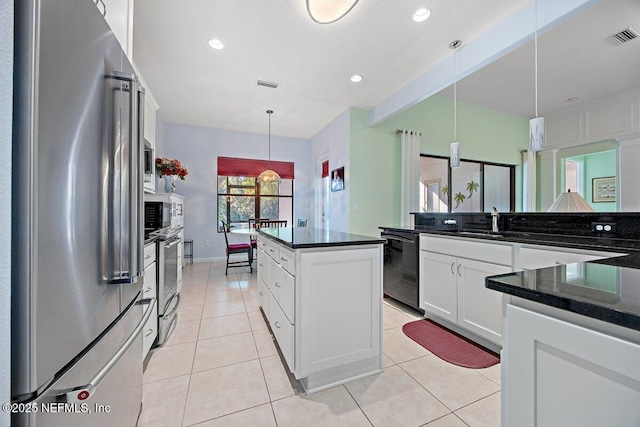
274 321 281 328
259 263 264 267
144 254 151 259
259 291 263 296
274 282 280 287
144 286 152 293
280 257 287 261
269 249 275 253
144 328 154 337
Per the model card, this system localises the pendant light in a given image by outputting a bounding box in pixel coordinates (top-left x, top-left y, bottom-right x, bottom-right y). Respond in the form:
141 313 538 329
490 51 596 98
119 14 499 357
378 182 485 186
529 0 544 152
450 40 462 168
306 0 359 24
257 110 282 184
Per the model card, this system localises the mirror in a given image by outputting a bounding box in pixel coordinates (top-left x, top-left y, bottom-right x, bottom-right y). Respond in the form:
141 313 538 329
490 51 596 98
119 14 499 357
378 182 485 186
433 0 640 212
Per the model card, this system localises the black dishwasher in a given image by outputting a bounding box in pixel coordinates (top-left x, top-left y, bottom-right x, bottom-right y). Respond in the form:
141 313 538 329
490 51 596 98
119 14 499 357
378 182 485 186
381 229 423 313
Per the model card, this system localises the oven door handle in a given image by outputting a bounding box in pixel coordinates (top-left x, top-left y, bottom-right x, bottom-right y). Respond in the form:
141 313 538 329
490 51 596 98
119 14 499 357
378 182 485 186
163 293 181 318
381 233 415 244
164 237 181 248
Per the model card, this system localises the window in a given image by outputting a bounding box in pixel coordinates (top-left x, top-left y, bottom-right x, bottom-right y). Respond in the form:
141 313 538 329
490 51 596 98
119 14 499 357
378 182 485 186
419 154 515 213
217 157 294 231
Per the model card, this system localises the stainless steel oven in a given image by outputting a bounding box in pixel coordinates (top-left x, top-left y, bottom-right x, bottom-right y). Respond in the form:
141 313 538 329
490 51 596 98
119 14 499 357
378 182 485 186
157 232 181 345
381 229 423 313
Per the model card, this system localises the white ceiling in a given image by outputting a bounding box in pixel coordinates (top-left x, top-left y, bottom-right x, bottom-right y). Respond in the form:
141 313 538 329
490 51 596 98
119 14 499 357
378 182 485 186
132 0 531 139
439 0 640 118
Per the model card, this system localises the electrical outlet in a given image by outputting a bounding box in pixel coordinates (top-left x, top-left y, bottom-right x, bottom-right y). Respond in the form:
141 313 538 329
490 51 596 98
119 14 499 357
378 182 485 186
591 222 615 233
204 240 210 247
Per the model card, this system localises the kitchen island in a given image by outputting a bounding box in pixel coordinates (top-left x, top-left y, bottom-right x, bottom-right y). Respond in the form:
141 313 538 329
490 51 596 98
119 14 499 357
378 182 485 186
486 257 640 426
256 227 385 393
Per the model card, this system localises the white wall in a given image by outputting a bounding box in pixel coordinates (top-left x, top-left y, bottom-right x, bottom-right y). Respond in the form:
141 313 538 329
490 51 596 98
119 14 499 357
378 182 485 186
0 0 12 420
309 110 351 232
162 122 311 261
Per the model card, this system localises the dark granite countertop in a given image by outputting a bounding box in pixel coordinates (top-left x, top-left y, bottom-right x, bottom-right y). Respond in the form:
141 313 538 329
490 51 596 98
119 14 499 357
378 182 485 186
257 227 385 249
486 258 640 331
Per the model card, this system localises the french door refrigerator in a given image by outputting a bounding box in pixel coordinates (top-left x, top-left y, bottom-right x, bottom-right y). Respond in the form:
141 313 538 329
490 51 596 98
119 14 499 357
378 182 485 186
12 0 155 425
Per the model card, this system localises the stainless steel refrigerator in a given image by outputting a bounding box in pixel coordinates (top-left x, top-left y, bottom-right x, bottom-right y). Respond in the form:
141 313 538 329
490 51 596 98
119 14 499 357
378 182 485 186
12 0 155 425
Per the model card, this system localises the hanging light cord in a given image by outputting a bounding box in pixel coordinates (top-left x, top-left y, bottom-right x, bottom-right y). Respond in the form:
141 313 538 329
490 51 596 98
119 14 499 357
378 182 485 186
267 110 273 168
454 50 457 141
534 0 538 118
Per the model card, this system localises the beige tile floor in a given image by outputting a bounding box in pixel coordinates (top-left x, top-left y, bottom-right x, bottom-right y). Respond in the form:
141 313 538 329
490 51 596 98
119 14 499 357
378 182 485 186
139 261 501 427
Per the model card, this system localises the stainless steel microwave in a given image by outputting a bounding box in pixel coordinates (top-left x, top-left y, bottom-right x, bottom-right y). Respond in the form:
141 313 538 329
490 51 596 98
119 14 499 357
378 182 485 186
144 140 153 183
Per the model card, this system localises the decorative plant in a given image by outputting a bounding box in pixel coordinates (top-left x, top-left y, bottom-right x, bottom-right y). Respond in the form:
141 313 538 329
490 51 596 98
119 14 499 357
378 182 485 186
156 158 188 180
454 192 466 209
466 180 479 198
442 185 449 195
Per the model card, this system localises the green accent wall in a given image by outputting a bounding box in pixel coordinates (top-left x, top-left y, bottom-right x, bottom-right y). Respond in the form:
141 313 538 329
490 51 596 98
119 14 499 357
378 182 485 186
564 150 617 212
348 95 529 237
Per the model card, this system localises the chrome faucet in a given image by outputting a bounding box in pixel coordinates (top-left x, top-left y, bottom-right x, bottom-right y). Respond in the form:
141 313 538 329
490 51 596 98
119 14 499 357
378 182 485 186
491 207 499 233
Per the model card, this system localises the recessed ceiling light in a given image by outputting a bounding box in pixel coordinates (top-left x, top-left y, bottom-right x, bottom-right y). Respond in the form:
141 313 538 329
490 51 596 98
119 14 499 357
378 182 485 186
208 39 224 50
413 8 431 22
350 74 363 83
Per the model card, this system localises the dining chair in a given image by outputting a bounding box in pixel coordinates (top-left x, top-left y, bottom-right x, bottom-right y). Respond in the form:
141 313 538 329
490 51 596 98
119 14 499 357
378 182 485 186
222 222 253 275
248 218 268 259
296 219 307 227
259 220 287 228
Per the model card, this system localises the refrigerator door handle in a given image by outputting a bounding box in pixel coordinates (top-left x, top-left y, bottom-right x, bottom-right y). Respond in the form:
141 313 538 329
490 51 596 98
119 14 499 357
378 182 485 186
107 72 144 284
57 297 156 404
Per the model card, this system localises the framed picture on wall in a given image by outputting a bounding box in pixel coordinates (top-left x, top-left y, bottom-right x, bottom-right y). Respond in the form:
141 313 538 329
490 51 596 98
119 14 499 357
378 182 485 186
330 167 345 192
592 176 616 203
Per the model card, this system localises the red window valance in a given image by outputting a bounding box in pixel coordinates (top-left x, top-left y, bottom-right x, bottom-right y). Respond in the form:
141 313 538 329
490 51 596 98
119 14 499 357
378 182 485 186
321 160 329 178
217 157 295 179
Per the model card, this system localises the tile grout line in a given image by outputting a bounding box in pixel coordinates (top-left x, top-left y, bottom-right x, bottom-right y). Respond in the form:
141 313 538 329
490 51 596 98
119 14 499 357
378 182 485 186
395 357 458 415
342 384 375 427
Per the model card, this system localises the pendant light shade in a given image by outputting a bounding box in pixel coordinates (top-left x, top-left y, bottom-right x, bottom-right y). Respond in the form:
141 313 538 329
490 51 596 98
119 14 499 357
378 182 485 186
450 142 460 168
306 0 359 24
257 110 282 184
529 0 545 152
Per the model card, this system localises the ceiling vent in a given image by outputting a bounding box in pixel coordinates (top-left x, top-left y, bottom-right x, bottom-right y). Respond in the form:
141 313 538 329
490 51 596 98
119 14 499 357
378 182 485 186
257 80 279 89
610 28 639 44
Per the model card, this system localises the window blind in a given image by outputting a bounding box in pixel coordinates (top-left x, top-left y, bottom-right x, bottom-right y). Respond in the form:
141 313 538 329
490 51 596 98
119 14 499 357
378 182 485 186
217 156 295 179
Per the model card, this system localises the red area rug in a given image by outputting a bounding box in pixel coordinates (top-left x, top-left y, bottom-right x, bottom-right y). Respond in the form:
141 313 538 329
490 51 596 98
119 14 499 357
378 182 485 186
402 319 499 369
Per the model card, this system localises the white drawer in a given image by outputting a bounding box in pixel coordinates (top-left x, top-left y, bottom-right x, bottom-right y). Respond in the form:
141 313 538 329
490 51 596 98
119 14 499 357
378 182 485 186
278 245 296 276
421 235 512 266
257 248 268 283
144 243 156 268
269 292 294 371
143 262 157 299
272 265 295 324
142 302 158 358
258 276 270 322
265 241 280 261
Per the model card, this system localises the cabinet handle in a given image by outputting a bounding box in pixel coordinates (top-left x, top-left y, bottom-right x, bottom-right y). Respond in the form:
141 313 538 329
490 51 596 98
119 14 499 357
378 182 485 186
144 328 153 337
457 264 462 277
269 249 275 253
144 254 151 260
144 286 152 293
259 263 264 267
259 291 263 296
274 321 281 329
450 263 455 275
274 282 280 287
555 261 565 265
280 257 287 261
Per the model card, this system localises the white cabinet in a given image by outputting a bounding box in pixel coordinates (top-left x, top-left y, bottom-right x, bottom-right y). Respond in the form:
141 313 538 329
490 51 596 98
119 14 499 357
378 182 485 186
256 235 383 393
503 303 640 427
97 0 134 59
142 242 158 359
419 251 457 324
143 96 157 193
420 245 510 345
